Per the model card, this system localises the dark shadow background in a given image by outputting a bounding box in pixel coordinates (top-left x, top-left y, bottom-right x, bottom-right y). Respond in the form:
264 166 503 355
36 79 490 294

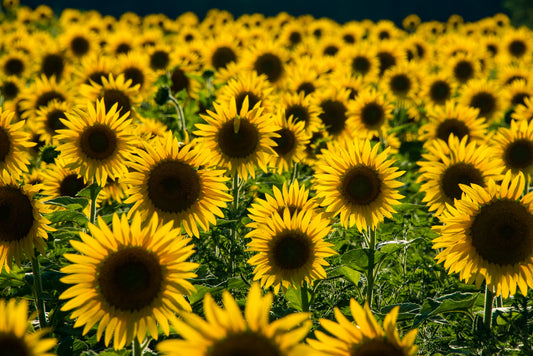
21 0 505 25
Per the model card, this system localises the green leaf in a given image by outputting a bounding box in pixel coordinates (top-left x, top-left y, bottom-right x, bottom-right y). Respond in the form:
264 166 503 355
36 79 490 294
76 182 102 199
46 210 89 227
45 196 89 210
412 292 479 328
188 284 224 305
329 266 361 285
380 303 421 321
340 248 386 273
227 276 247 290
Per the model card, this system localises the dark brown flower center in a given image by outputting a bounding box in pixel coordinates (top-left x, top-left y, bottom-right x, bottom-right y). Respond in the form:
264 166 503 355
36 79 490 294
4 58 24 76
86 71 110 86
217 118 259 158
115 43 131 55
342 166 381 206
0 332 30 356
377 51 396 76
0 186 34 243
270 231 312 270
235 92 261 113
207 332 282 356
319 99 347 135
436 119 469 141
253 53 283 83
41 54 64 80
440 163 485 202
324 45 339 56
99 247 163 311
351 339 405 356
1 81 19 100
289 31 302 45
471 199 533 266
508 40 527 58
285 104 309 126
79 124 117 160
59 174 87 197
71 36 90 56
511 92 530 107
36 91 66 110
150 50 170 70
429 80 451 104
45 109 67 134
360 102 385 130
453 60 474 83
469 92 496 118
103 89 132 115
147 160 201 213
273 128 296 156
123 67 144 88
0 128 11 162
170 67 190 94
211 46 237 70
504 139 533 170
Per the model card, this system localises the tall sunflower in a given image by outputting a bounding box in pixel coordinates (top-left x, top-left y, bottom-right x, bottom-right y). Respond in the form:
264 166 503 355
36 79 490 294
269 114 310 174
0 171 52 273
157 283 312 356
125 133 232 237
0 299 56 356
433 172 533 298
247 208 336 292
0 107 34 178
417 136 504 216
313 139 404 231
195 96 279 179
307 299 418 356
56 99 138 186
60 212 198 349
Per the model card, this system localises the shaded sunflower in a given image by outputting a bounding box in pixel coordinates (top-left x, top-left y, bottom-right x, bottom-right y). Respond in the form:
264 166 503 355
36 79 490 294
247 208 336 292
105 27 139 56
433 172 533 298
417 136 504 216
41 157 87 200
56 99 138 186
445 53 482 85
147 43 172 72
36 41 70 81
502 28 532 61
132 116 170 144
419 101 488 144
307 299 418 356
371 20 404 42
503 79 533 112
33 99 69 145
74 53 116 87
202 33 241 72
115 51 157 96
59 25 98 59
339 44 380 82
313 139 404 231
125 132 232 237
374 41 407 76
216 70 274 114
0 51 29 78
19 75 70 121
490 119 533 177
283 58 327 97
278 19 307 48
167 61 203 99
511 96 533 123
460 79 503 122
381 63 420 101
419 73 457 108
195 96 279 179
157 283 311 356
98 176 129 205
0 107 34 178
278 91 322 136
247 179 320 229
0 171 52 273
0 75 24 102
243 40 289 85
80 73 141 117
339 21 364 46
347 88 394 138
269 114 310 174
60 212 198 349
315 87 353 139
402 14 421 32
497 64 530 87
0 299 56 356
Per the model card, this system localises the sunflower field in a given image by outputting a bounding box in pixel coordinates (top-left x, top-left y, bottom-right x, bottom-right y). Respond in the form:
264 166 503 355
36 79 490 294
1 1 533 355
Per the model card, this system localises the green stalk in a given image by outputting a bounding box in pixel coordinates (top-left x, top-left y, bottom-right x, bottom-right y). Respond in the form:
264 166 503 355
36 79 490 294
290 163 299 185
301 281 310 312
483 284 495 330
168 95 187 135
89 183 99 225
31 254 47 329
132 338 143 356
232 173 240 213
366 228 376 309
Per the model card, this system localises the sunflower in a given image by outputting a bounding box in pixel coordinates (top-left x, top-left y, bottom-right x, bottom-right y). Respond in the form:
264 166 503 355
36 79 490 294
36 44 70 81
56 99 138 186
0 299 56 356
80 73 141 117
419 73 457 108
247 208 336 292
74 53 116 87
339 21 364 45
168 61 203 99
269 114 310 174
216 70 274 114
41 157 88 201
19 75 70 121
381 63 420 101
374 41 407 76
98 176 129 205
0 51 30 78
307 299 418 356
313 139 404 231
490 119 533 178
459 79 503 122
417 136 504 216
503 79 533 112
157 283 311 356
243 40 289 85
278 91 323 136
498 64 530 87
445 53 482 85
283 58 327 97
339 44 380 82
115 51 157 96
202 33 241 72
512 96 533 123
314 87 353 139
419 101 488 144
0 107 33 178
125 132 231 237
402 14 421 32
433 172 533 298
0 171 52 273
147 43 172 72
247 179 320 229
347 88 394 139
502 28 532 61
278 19 307 48
60 212 198 349
105 27 139 56
371 20 403 42
0 75 24 102
132 116 170 143
33 99 69 145
195 96 278 179
59 25 98 60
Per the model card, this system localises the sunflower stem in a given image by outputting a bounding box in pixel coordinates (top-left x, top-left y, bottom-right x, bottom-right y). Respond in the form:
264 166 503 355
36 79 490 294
31 253 47 329
232 173 240 213
483 285 495 330
301 281 310 312
89 183 99 225
168 94 187 135
366 228 376 309
132 338 144 356
290 163 299 185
